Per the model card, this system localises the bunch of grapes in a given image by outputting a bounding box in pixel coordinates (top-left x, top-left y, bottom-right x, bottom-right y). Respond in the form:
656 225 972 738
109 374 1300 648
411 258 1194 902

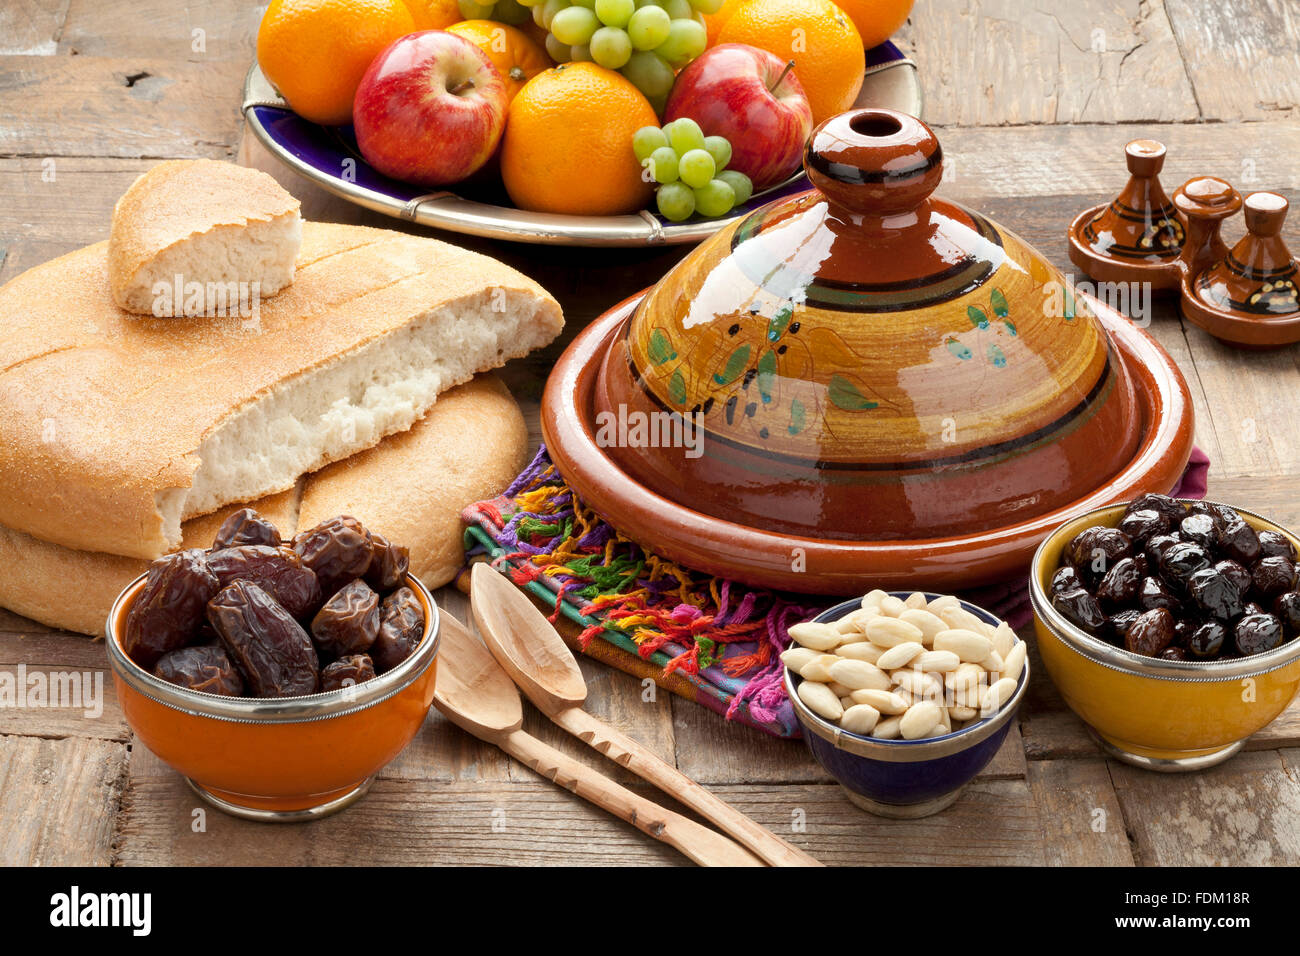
517 0 717 109
634 118 753 221
458 0 533 25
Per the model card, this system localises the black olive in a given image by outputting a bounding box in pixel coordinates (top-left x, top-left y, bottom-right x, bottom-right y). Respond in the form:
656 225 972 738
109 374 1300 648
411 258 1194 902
1067 527 1134 584
1179 513 1218 549
1051 565 1081 595
1052 587 1108 634
1118 508 1169 546
1138 575 1181 613
1274 592 1300 638
1145 533 1183 567
1159 646 1189 661
1124 494 1187 525
1159 542 1211 590
1186 567 1243 621
1217 518 1262 565
1126 608 1175 657
1097 557 1142 609
1257 530 1297 561
1233 613 1285 657
1186 620 1227 659
1108 608 1143 643
1213 559 1252 598
1252 556 1297 600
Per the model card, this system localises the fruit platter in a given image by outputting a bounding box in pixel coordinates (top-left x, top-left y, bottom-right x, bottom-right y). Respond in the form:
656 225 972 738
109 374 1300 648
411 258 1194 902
243 0 920 244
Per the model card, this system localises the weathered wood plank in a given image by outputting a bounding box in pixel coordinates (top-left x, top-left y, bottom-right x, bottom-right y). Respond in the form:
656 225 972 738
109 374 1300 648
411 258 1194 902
1111 749 1300 865
59 0 262 61
1026 758 1135 865
895 0 1198 127
0 733 125 865
0 56 246 158
0 0 70 55
0 157 154 248
1165 0 1300 121
0 630 127 741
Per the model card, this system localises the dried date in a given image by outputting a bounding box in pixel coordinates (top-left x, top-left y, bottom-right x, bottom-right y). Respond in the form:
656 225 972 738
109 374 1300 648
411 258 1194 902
371 586 425 673
153 645 245 696
124 549 220 669
206 545 322 619
292 516 374 596
212 508 281 551
320 654 377 692
207 581 319 697
311 579 380 658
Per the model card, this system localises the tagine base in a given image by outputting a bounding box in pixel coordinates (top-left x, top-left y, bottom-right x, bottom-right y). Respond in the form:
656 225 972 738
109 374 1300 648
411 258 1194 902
1178 278 1300 349
841 785 964 818
1085 728 1246 773
541 290 1196 595
1066 204 1184 291
186 776 375 821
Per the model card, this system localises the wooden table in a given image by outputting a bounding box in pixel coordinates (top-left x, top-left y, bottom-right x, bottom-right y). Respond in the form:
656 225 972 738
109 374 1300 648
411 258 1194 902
3 0 1300 867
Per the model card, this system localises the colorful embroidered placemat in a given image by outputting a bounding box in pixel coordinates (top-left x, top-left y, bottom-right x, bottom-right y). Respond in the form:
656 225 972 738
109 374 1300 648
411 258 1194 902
462 446 1210 738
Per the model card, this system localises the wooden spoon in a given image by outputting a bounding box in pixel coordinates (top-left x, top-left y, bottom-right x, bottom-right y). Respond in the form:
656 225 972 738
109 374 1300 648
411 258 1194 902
470 563 822 867
431 611 763 867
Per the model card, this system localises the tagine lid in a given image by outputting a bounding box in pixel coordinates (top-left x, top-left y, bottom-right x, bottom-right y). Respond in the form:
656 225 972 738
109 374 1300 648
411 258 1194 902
592 109 1146 544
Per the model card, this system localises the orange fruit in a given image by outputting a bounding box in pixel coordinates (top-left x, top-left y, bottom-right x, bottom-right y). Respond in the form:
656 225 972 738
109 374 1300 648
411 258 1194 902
828 0 913 49
703 0 751 46
501 63 657 216
402 0 463 29
258 0 416 126
446 20 549 101
717 0 865 125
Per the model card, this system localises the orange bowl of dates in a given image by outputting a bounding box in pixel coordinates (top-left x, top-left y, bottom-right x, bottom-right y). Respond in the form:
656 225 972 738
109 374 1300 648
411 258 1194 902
105 510 440 820
541 109 1196 594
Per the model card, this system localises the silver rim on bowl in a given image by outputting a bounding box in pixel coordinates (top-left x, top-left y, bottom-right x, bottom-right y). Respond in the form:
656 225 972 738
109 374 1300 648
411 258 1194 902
1029 499 1300 683
785 593 1029 763
105 573 441 724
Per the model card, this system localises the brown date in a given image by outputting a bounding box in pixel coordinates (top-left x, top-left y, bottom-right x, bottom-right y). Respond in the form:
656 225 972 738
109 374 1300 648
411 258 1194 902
311 579 380 658
371 586 424 673
212 508 281 551
206 545 322 620
207 581 319 697
320 654 377 692
364 533 410 592
153 645 245 696
124 549 220 669
292 516 374 596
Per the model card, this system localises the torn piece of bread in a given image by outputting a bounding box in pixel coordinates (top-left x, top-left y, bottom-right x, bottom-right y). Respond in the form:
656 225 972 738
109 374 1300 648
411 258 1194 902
0 222 563 559
109 160 303 315
0 375 529 636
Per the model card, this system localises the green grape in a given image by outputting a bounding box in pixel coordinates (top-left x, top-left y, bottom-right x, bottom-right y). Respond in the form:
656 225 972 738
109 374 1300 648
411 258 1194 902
570 42 592 60
570 0 597 7
633 125 669 162
634 0 662 7
716 169 753 206
590 25 632 68
678 148 716 189
703 135 731 171
621 50 675 98
688 0 724 11
646 146 679 183
545 32 572 62
693 178 735 217
459 0 496 17
662 0 692 18
664 117 705 155
551 5 600 44
541 0 569 29
647 91 668 115
655 17 705 67
656 182 696 221
532 3 547 25
494 0 533 23
595 0 635 27
627 5 671 49
518 0 545 6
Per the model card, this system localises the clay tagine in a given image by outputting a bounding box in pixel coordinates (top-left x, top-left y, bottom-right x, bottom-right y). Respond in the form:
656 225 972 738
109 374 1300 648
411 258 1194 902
543 109 1196 593
1067 140 1186 289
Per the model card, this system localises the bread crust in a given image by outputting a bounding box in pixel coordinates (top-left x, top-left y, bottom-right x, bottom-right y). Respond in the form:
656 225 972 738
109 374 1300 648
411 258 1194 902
0 221 561 559
0 375 528 636
108 160 302 312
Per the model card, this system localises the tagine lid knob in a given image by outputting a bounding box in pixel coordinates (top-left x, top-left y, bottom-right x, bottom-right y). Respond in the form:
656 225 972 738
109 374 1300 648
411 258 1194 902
1243 191 1289 237
1173 175 1242 221
804 108 943 216
1124 139 1167 177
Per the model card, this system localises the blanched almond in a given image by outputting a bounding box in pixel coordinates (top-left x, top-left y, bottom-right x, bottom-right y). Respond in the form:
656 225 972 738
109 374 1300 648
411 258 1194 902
916 650 961 673
981 650 1005 676
827 680 854 698
1002 641 1027 682
927 594 961 613
900 700 942 739
879 595 908 617
933 629 993 662
861 589 889 610
898 609 947 646
875 641 925 670
781 647 820 675
828 658 891 691
799 654 841 682
946 662 985 693
893 669 942 700
788 621 842 651
835 641 884 663
872 715 903 739
849 688 909 714
865 617 925 648
937 605 992 635
949 704 978 721
841 703 881 735
992 622 1017 659
798 680 843 720
980 677 1018 716
904 591 929 609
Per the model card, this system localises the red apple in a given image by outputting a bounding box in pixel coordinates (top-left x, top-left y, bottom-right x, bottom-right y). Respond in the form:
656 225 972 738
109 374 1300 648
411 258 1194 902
663 43 814 192
352 30 508 188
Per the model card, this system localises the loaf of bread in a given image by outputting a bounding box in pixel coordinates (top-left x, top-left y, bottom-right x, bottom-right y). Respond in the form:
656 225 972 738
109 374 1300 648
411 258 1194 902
109 160 303 315
0 221 562 559
0 375 529 635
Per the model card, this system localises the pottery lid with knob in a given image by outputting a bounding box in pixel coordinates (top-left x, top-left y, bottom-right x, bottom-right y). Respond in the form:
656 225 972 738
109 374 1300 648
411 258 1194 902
591 108 1148 545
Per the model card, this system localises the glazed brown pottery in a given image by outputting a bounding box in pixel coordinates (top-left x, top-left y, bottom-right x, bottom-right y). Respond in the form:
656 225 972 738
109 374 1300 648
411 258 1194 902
1068 140 1185 288
542 109 1196 594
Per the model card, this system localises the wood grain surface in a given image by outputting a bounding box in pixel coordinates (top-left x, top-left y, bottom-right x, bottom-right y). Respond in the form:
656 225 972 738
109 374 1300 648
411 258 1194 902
1 0 1298 866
